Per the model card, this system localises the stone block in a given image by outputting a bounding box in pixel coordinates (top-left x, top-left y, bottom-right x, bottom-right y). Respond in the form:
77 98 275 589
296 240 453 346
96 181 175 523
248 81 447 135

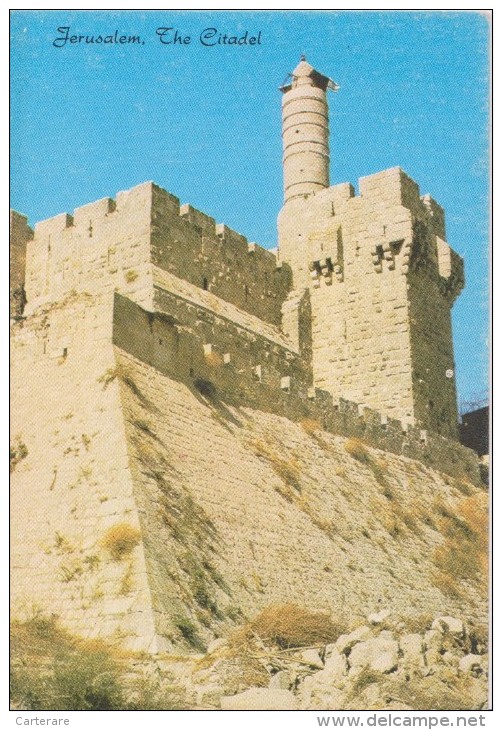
335 625 373 654
281 376 291 392
349 636 399 673
432 616 465 637
221 688 297 711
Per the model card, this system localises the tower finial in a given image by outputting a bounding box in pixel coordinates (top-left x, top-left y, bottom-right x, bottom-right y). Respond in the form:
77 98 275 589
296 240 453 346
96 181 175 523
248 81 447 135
300 53 306 61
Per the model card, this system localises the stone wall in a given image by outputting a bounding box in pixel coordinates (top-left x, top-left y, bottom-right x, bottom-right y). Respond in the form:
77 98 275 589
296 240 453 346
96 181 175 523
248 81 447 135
10 210 32 318
10 283 485 654
150 184 292 327
24 184 157 316
278 167 464 437
20 181 292 332
112 292 479 484
10 294 164 653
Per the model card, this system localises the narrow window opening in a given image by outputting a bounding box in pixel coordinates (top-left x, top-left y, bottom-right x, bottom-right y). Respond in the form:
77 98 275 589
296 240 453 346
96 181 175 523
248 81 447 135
202 277 208 291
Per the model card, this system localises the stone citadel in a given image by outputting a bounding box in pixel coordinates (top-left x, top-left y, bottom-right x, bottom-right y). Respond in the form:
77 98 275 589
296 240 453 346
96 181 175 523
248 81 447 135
10 59 481 653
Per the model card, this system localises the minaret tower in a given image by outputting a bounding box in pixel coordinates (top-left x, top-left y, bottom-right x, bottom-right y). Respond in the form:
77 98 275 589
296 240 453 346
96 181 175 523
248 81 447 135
280 56 339 204
277 57 464 440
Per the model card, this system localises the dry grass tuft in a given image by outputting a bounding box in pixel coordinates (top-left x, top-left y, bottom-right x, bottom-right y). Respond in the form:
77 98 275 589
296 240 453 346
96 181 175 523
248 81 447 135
251 439 302 493
124 269 139 283
204 351 223 367
10 614 189 710
432 493 488 594
101 523 141 561
344 438 372 464
234 603 345 649
344 439 390 489
300 418 322 435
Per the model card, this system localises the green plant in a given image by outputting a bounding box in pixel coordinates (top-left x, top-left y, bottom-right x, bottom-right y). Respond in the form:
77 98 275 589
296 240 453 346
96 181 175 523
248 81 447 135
251 439 302 492
125 674 189 710
432 493 488 586
59 559 83 583
119 561 134 595
174 616 205 651
346 667 381 701
97 367 118 388
10 617 124 711
101 523 141 561
344 439 390 488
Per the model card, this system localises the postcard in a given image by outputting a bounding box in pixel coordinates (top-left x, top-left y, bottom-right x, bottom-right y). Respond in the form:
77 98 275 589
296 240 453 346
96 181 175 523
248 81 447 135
9 9 491 718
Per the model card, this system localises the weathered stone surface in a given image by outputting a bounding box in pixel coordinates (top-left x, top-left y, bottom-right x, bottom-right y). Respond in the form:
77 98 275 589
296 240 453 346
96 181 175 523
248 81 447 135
368 609 390 625
299 648 324 669
206 638 227 654
220 688 297 711
335 626 373 654
400 633 425 669
459 654 484 675
424 628 444 652
349 636 399 674
269 670 293 690
432 616 465 636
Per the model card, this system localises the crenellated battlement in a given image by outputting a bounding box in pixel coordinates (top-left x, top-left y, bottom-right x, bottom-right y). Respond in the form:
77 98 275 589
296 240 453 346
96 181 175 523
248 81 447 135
9 56 482 660
279 164 465 440
17 181 293 327
112 291 479 483
11 60 468 447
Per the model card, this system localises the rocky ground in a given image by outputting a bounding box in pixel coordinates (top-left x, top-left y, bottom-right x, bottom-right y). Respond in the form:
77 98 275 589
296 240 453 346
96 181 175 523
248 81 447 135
127 612 489 711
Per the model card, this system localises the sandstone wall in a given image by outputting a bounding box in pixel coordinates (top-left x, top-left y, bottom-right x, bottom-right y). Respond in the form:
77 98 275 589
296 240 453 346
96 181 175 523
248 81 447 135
21 180 292 331
113 346 488 650
10 294 163 652
112 292 479 483
10 210 32 318
150 184 292 326
278 167 464 437
23 183 156 315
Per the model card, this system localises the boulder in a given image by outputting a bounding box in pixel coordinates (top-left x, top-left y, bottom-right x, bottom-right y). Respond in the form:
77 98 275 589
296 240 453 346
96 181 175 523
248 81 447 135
441 650 459 666
299 648 324 670
368 609 390 625
269 670 293 690
400 633 425 671
459 654 484 675
432 616 464 636
309 653 348 689
349 636 399 674
335 626 373 654
324 643 338 661
221 688 297 711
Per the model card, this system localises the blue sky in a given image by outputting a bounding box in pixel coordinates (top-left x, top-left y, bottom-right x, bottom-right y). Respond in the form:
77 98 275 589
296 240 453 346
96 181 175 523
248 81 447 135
10 10 490 408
